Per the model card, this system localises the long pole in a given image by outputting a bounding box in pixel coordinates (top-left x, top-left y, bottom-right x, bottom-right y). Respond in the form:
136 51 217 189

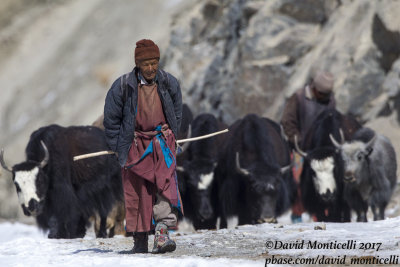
73 129 229 161
176 129 228 144
73 151 116 161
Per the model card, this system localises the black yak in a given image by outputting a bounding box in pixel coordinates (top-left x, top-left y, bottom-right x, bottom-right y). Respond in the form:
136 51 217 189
1 124 123 238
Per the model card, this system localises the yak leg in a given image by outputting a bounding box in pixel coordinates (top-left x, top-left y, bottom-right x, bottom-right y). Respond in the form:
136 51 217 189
352 194 368 222
378 201 387 220
104 200 126 237
356 211 367 222
47 216 58 238
378 207 385 220
113 201 126 236
49 179 82 238
356 201 368 222
96 213 108 238
315 210 327 222
108 226 115 238
65 217 81 238
371 203 379 221
76 215 88 238
62 208 88 238
356 207 368 222
47 215 66 239
341 204 351 222
113 219 126 237
219 216 227 229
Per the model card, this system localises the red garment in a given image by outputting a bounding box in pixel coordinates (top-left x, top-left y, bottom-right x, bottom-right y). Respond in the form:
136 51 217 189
291 152 305 216
122 83 182 233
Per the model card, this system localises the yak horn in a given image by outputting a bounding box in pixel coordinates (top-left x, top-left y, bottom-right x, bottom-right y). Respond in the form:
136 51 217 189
366 133 377 148
235 152 250 176
329 133 342 148
280 124 288 141
0 149 12 172
178 124 192 153
280 164 292 174
339 128 345 144
176 166 185 172
330 128 345 148
294 135 307 157
39 140 49 168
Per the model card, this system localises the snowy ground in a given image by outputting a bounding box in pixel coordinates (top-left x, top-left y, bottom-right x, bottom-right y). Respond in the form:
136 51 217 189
0 213 399 267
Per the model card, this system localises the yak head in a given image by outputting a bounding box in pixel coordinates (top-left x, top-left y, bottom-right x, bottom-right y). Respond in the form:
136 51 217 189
330 132 376 184
1 141 50 216
295 135 340 202
179 158 217 223
306 149 340 202
236 152 290 224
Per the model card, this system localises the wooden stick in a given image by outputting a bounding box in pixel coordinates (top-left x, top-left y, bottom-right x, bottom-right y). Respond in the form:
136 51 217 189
73 129 229 161
176 129 229 144
73 151 115 161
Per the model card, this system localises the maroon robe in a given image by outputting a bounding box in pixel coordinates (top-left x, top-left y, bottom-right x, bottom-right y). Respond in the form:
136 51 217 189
122 83 182 233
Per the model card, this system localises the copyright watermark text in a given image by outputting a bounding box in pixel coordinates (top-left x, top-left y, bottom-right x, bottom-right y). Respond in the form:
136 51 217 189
265 240 382 251
265 255 399 265
264 239 398 265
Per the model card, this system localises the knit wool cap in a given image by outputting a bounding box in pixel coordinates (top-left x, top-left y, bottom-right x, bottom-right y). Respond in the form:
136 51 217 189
313 71 334 93
134 39 160 65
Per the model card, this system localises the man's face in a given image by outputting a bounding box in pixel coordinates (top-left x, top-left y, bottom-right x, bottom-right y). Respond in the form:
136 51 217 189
138 58 159 82
312 84 331 104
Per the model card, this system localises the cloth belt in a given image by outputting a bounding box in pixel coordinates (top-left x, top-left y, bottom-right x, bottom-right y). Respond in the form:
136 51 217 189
125 124 175 169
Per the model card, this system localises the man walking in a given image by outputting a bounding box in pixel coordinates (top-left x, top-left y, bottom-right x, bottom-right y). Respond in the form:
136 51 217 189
281 70 335 223
103 39 183 253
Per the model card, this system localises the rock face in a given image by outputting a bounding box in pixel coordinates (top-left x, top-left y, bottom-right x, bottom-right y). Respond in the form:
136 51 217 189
163 0 400 124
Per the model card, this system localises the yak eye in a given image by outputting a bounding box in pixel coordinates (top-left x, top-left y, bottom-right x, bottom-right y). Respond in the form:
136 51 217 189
357 152 364 161
14 183 21 193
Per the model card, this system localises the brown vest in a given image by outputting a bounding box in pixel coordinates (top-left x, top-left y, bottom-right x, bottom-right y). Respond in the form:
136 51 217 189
136 83 166 132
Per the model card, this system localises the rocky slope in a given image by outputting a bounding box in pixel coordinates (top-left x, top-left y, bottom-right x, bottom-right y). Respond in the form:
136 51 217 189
0 0 191 219
163 0 400 124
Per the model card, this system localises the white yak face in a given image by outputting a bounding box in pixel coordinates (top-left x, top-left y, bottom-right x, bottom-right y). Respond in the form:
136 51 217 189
310 157 336 197
197 172 214 190
184 161 216 222
14 167 41 215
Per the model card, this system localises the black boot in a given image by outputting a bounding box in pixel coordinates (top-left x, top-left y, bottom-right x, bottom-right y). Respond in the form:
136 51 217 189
133 232 149 253
119 232 148 254
151 223 176 254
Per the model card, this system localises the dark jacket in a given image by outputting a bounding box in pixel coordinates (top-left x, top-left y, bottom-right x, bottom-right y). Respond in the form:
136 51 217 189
103 67 182 167
281 85 335 150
